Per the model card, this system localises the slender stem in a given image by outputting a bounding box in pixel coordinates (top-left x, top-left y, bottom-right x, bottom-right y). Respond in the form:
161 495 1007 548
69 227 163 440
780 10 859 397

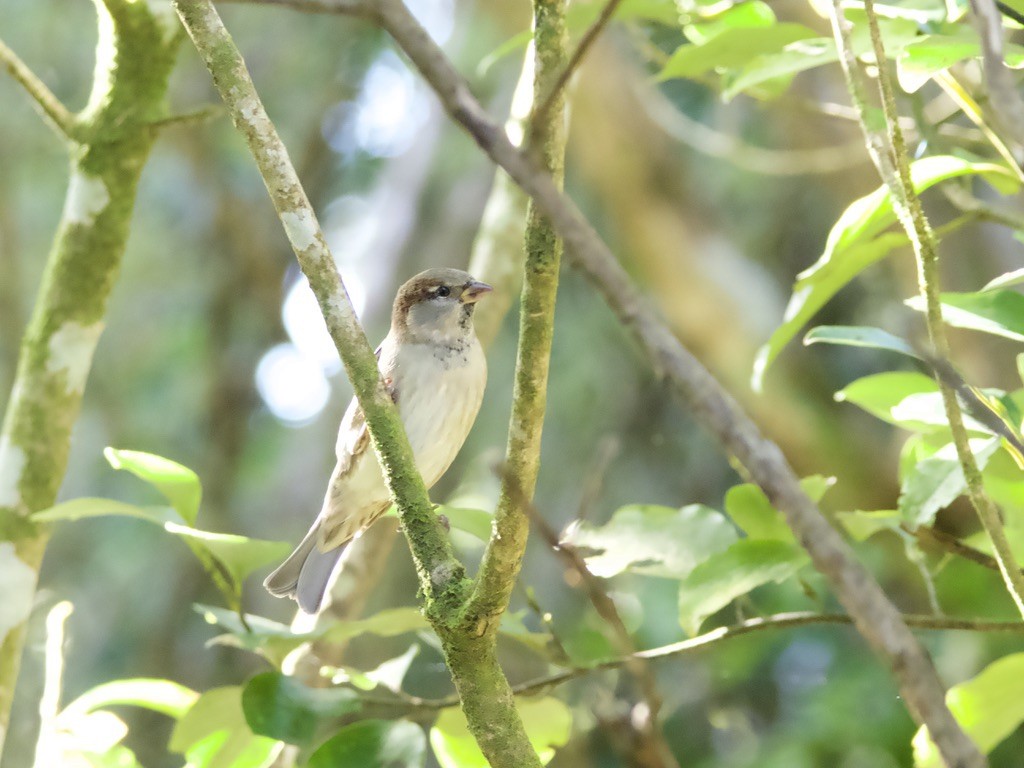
465 0 567 635
526 0 623 148
358 612 1024 712
854 0 1024 621
0 38 78 141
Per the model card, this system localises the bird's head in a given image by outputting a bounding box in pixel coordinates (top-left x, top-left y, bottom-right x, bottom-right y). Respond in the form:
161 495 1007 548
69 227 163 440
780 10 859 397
392 268 492 344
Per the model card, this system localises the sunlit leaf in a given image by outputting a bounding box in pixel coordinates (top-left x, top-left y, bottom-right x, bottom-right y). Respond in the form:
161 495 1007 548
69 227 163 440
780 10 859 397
898 438 1000 527
659 24 816 80
241 672 360 745
104 447 202 524
564 504 737 578
804 325 921 359
61 678 198 721
169 687 278 768
726 16 920 99
907 290 1024 342
430 697 571 768
725 475 833 542
983 268 1024 292
164 523 289 590
438 506 493 541
683 0 776 44
33 499 182 526
914 653 1024 767
678 540 808 634
199 604 430 668
835 371 939 425
754 156 1020 390
309 720 426 768
836 510 902 541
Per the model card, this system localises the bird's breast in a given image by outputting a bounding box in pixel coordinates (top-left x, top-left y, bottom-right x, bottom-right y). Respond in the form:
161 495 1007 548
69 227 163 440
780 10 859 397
393 339 486 487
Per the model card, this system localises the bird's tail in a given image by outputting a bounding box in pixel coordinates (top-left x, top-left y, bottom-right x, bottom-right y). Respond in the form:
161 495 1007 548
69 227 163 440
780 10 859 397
263 522 343 615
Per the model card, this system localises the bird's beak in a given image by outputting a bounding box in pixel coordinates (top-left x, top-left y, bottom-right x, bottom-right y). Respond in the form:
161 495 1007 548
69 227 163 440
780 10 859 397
461 280 493 304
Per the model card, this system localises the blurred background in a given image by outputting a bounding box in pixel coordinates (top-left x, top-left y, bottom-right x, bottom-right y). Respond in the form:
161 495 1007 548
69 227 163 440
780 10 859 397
2 0 1023 765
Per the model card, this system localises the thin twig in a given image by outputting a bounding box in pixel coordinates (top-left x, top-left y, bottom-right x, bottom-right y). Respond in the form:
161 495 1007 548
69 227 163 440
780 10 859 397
0 38 78 141
149 104 225 129
527 0 624 148
356 611 1024 712
855 0 1024 624
905 524 1012 574
501 466 680 768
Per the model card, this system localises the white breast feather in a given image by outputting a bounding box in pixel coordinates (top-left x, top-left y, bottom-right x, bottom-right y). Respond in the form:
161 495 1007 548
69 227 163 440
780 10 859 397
321 338 486 536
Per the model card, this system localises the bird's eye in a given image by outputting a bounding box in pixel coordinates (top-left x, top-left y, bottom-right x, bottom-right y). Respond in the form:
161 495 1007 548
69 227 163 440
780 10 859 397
435 285 451 298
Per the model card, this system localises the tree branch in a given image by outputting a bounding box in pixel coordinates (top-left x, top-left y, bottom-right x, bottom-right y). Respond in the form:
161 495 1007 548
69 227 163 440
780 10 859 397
852 0 1024 623
173 4 546 766
0 2 180 755
464 0 567 635
526 0 623 148
172 0 466 617
0 38 78 141
358 612 1024 713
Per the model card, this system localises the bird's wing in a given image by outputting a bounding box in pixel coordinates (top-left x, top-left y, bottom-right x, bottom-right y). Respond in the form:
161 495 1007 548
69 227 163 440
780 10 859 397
333 339 399 478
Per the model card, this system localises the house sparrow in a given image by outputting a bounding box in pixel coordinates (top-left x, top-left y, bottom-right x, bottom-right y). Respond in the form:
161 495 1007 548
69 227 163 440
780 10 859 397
264 268 491 614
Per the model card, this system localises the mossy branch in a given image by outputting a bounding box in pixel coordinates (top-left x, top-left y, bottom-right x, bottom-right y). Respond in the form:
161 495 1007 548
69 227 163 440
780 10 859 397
174 3 543 765
832 0 1024 625
0 1 179 757
464 0 568 635
173 0 465 617
0 38 78 141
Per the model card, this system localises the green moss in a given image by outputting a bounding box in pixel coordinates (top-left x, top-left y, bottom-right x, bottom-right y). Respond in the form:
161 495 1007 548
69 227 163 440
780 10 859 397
0 0 181 741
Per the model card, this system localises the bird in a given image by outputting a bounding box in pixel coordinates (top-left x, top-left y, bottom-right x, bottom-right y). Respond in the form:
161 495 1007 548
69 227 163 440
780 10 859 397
264 268 492 614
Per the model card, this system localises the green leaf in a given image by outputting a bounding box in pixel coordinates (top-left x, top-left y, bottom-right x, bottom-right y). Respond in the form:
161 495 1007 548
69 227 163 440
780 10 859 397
678 540 808 634
659 23 817 79
835 372 940 425
725 17 921 99
241 673 360 745
725 475 833 542
61 679 198 721
897 32 1024 93
836 510 902 541
804 325 922 359
898 438 1000 527
105 448 202 524
169 687 278 768
438 506 493 541
430 697 571 768
754 156 1020 390
907 290 1024 342
564 503 737 578
983 268 1024 292
164 523 290 590
683 0 776 44
914 653 1024 767
32 498 183 526
309 720 426 768
199 605 430 668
